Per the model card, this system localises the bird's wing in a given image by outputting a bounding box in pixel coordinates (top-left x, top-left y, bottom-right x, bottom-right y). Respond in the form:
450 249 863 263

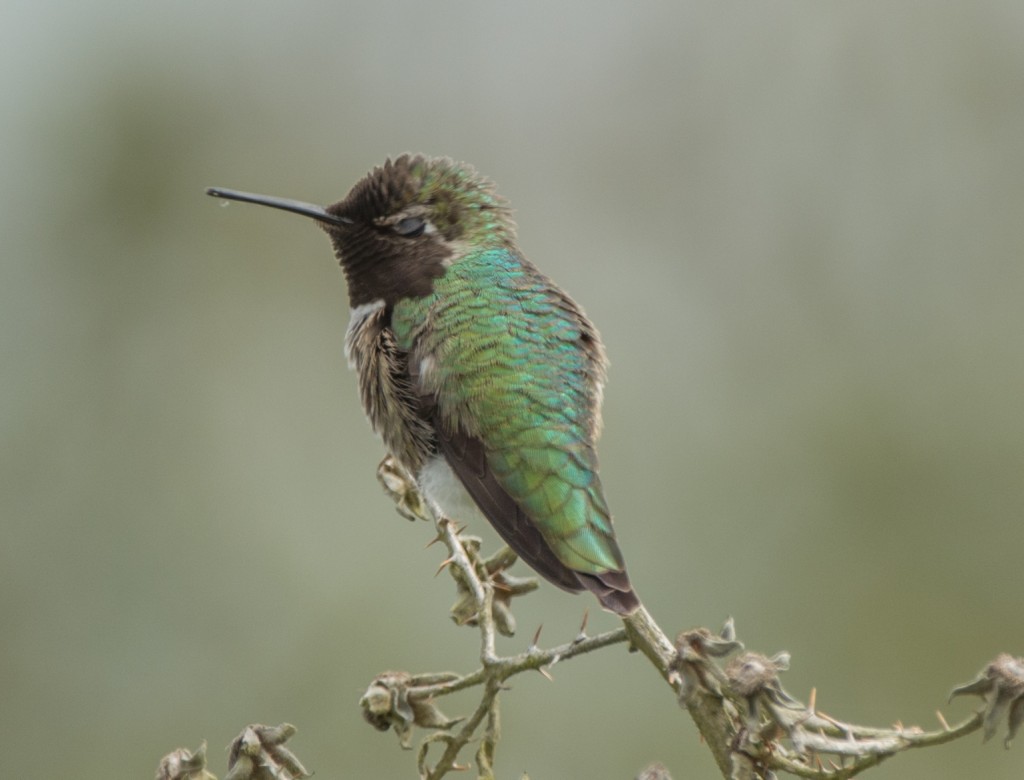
398 249 637 612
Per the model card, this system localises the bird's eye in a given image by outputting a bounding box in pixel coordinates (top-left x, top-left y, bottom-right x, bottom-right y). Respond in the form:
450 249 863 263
393 216 427 237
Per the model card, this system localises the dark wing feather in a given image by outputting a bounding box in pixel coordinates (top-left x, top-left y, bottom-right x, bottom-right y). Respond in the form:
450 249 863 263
435 422 585 594
436 422 640 614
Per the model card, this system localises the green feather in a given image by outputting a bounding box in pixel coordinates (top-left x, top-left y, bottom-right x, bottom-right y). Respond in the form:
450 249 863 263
392 248 623 575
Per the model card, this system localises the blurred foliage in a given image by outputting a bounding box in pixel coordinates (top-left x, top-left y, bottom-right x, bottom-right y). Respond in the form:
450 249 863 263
2 2 1023 778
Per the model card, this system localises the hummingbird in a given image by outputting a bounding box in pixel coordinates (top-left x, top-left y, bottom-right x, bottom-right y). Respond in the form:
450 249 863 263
207 155 639 615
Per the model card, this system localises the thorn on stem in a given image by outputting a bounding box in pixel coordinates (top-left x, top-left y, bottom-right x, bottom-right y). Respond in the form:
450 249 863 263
817 710 842 729
529 624 543 651
577 609 590 638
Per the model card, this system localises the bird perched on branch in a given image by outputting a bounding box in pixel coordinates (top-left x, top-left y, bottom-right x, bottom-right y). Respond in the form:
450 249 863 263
208 155 639 615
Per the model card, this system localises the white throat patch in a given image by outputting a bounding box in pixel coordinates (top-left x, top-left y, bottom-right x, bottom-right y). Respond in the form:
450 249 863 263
344 299 386 368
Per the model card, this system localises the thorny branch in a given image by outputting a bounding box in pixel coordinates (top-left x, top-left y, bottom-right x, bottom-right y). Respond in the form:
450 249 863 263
365 455 1021 779
157 457 1020 779
369 457 631 779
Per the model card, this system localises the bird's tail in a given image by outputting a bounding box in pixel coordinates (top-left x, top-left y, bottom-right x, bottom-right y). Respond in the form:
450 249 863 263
576 569 641 616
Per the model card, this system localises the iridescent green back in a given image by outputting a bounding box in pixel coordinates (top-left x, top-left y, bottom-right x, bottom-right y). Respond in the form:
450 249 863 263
392 248 624 576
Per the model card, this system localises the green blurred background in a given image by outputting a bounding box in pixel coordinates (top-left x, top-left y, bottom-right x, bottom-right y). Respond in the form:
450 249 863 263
3 2 1023 777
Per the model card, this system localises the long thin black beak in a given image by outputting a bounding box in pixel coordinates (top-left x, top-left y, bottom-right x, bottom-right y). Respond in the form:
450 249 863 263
206 187 352 227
